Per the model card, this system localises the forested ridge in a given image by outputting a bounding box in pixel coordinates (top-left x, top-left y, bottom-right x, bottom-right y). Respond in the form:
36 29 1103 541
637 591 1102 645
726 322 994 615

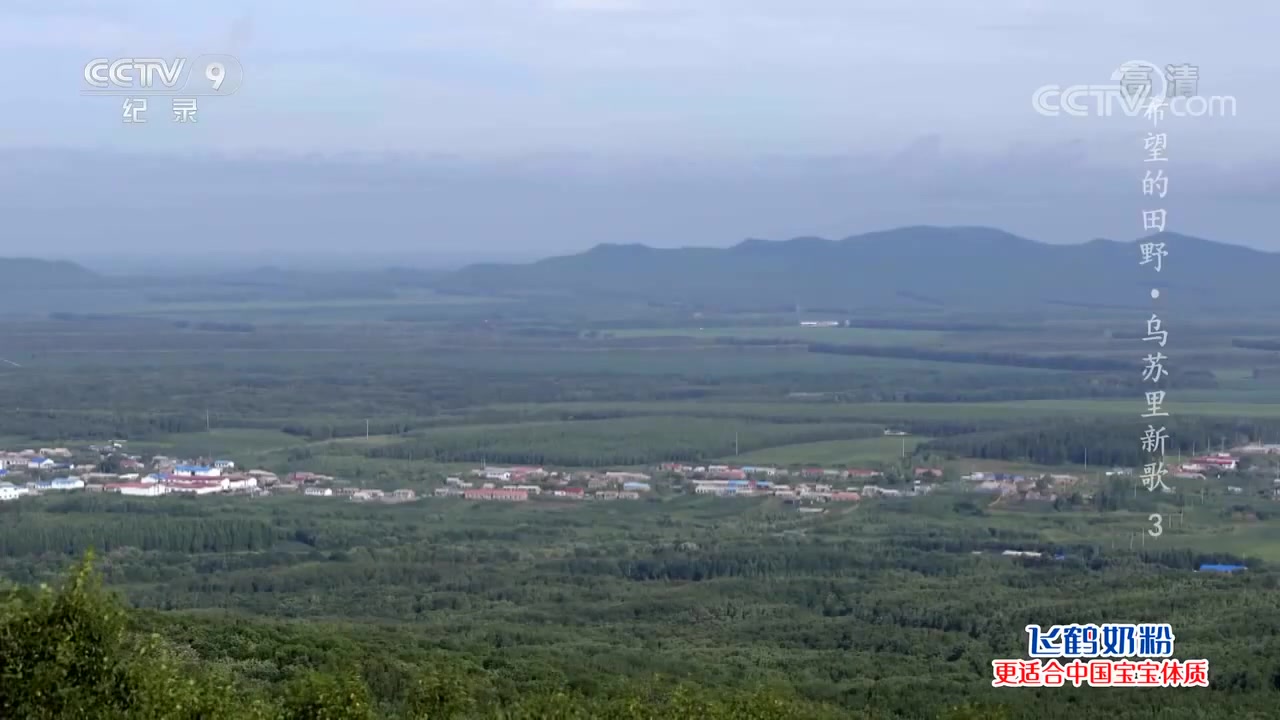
1 494 1278 719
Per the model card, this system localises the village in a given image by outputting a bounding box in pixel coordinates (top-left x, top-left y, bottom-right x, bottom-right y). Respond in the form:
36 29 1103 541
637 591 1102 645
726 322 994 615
0 444 937 506
0 442 1275 507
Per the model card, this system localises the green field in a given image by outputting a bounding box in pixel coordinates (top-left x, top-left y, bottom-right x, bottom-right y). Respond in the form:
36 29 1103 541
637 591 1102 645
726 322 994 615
727 435 929 466
127 429 311 464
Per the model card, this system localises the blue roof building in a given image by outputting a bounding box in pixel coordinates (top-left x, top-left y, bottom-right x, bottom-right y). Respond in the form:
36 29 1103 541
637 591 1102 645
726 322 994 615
1198 563 1247 573
174 465 217 474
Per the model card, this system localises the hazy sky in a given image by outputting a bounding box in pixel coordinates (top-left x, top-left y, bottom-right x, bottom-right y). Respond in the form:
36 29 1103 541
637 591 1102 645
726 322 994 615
0 0 1274 265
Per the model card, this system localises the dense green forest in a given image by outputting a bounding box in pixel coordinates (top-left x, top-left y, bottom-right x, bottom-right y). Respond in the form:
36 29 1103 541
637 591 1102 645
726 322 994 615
0 493 1276 719
921 417 1280 467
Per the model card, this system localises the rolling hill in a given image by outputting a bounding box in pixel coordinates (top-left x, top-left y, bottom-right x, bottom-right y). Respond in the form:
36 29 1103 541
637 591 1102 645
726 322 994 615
432 226 1270 312
0 258 100 287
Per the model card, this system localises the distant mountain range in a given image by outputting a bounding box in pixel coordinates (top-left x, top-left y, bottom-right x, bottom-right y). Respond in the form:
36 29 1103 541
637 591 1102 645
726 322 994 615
0 258 100 287
433 226 1275 312
2 226 1273 315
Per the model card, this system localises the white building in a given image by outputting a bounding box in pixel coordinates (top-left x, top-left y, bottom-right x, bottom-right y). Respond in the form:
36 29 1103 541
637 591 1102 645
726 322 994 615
604 471 651 483
304 487 333 497
116 483 167 497
171 465 222 478
0 482 26 501
165 482 222 495
225 476 258 491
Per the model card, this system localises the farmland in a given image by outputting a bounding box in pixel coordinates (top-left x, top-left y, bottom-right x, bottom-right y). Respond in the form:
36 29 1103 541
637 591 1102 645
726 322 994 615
728 435 930 466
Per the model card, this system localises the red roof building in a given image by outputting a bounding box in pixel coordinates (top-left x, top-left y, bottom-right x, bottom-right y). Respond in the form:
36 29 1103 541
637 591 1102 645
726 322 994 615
1191 455 1238 469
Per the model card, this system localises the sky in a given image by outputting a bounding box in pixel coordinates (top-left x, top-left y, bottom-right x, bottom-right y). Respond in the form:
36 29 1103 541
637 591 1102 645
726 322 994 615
0 0 1274 267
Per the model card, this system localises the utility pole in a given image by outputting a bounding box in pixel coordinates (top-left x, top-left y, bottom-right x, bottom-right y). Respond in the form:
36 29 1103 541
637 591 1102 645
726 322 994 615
366 419 370 440
205 409 210 432
1129 533 1135 551
1084 447 1088 470
902 437 906 459
735 432 739 456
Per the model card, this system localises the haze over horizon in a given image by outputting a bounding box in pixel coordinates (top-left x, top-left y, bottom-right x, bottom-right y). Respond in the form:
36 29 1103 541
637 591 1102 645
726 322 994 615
1 0 1274 265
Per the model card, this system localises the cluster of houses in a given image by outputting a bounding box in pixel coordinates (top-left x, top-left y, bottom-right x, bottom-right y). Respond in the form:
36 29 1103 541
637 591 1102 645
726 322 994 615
427 464 946 505
964 471 1081 500
1 456 266 501
661 463 950 504
690 478 864 501
5 437 1270 509
1104 453 1240 480
687 477 942 502
1 447 81 472
429 467 652 502
657 462 894 481
301 485 417 502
